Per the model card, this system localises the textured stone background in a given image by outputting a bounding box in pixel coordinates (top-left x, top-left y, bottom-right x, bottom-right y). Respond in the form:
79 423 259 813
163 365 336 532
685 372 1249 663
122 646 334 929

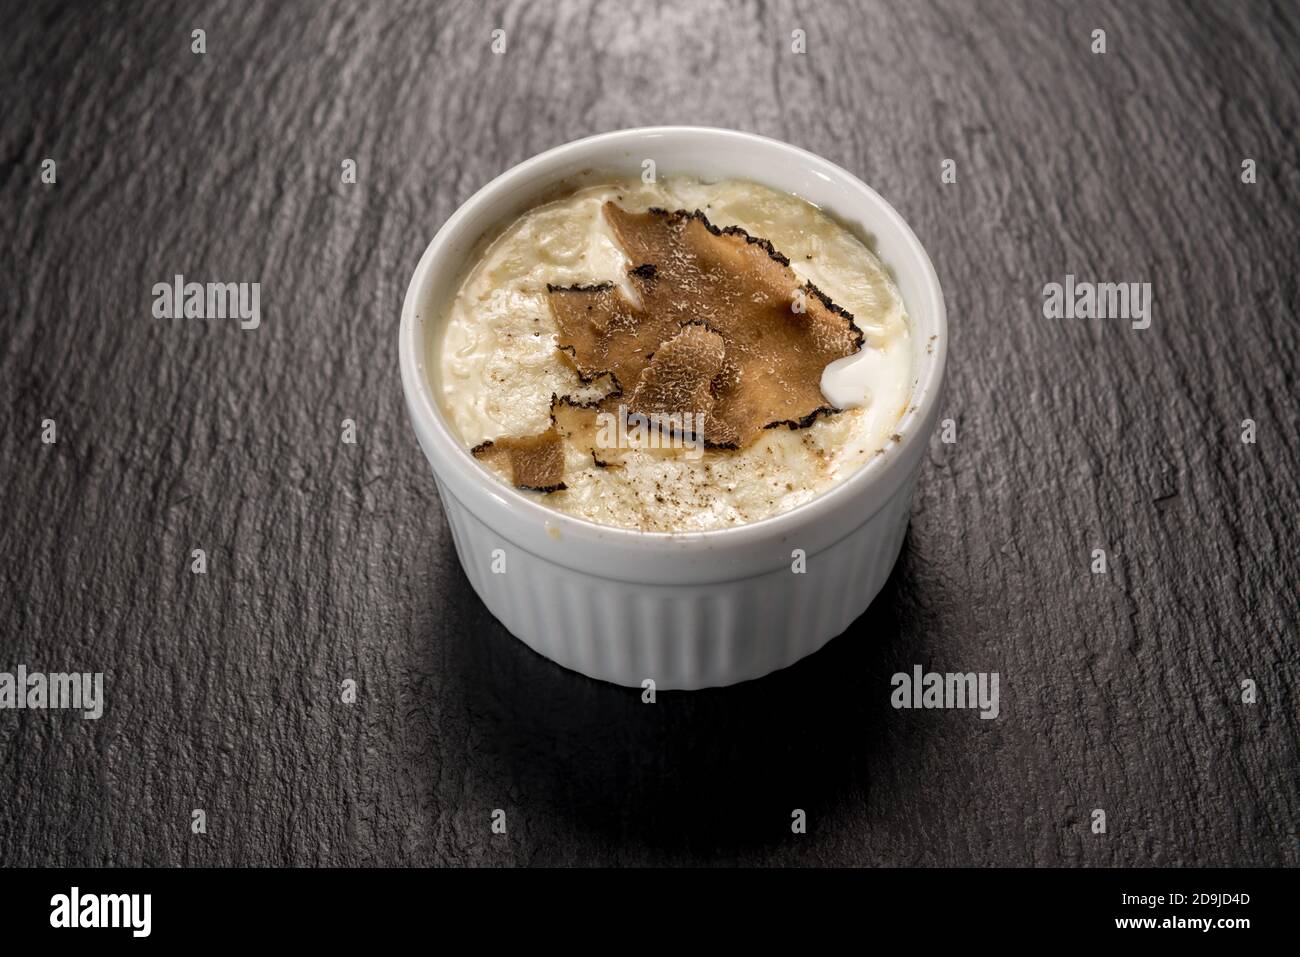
1 0 1296 866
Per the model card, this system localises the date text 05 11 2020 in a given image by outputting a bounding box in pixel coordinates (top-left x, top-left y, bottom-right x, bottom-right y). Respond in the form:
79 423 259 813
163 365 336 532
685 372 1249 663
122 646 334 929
1121 893 1251 909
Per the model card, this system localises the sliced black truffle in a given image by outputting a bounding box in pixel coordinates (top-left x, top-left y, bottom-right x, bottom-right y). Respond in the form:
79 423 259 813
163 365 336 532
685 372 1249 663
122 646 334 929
471 428 566 492
546 202 862 449
474 201 863 492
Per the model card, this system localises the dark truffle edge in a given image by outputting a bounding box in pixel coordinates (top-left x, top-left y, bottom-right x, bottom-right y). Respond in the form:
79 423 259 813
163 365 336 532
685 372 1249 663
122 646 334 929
517 481 567 494
762 404 841 432
546 281 614 293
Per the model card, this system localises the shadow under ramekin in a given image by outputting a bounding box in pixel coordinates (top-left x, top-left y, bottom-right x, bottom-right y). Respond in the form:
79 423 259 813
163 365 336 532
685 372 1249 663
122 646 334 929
427 528 932 861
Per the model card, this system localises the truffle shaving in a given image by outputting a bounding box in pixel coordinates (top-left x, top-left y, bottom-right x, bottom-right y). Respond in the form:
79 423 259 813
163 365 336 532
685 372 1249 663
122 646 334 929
626 323 724 439
471 428 566 492
475 201 864 492
547 203 863 449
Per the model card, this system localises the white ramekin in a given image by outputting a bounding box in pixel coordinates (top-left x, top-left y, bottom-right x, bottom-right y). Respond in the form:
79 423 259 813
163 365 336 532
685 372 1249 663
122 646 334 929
399 127 947 690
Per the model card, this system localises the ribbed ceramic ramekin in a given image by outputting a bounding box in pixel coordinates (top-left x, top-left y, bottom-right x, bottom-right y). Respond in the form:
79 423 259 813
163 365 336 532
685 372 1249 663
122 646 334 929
400 127 946 690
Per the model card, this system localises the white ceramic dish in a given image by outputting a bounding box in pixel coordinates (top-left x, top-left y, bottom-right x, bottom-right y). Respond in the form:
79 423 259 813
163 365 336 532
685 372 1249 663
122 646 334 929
399 127 947 690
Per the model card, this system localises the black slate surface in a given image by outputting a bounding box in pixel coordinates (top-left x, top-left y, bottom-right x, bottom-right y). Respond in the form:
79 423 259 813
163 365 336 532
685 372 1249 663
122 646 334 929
1 0 1296 867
